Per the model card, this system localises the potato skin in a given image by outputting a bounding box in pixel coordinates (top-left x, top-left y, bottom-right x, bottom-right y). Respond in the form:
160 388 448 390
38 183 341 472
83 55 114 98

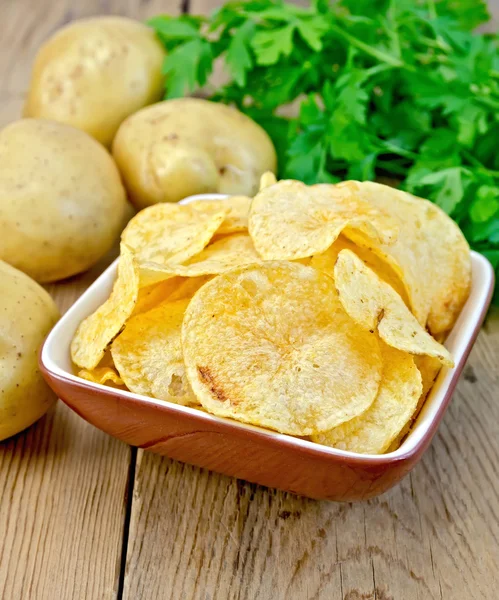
0 119 127 282
0 261 60 441
112 98 277 208
23 17 165 147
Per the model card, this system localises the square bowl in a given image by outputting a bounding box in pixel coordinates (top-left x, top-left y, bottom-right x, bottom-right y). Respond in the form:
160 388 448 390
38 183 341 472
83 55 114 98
40 194 495 501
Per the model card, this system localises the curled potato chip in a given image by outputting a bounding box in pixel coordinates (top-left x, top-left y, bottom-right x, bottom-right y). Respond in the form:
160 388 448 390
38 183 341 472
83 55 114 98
133 275 213 315
215 195 251 235
112 298 198 406
122 202 227 265
248 180 399 261
334 250 454 367
167 275 212 302
71 244 139 369
259 171 277 190
413 355 442 415
312 344 422 454
182 261 382 435
139 234 262 286
78 366 124 386
309 235 409 305
133 278 183 316
337 181 471 335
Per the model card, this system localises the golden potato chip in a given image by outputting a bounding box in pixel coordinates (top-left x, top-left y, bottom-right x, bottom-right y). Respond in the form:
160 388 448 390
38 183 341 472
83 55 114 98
133 278 183 316
309 235 409 305
122 202 227 265
78 366 124 386
259 171 277 190
133 275 213 315
334 250 454 367
248 179 399 261
139 234 262 286
413 355 442 414
312 344 422 454
215 195 251 235
167 275 212 302
112 298 198 406
71 244 139 369
337 181 471 335
182 261 382 435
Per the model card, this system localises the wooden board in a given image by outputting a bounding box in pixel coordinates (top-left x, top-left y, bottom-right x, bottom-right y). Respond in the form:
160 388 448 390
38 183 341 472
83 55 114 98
0 1 499 599
121 323 499 600
121 3 499 599
0 2 182 599
0 257 132 600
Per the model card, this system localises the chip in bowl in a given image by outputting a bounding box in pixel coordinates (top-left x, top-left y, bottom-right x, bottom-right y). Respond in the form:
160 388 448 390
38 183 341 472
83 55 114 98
248 179 399 260
182 261 382 436
69 176 469 456
334 249 454 367
312 343 422 454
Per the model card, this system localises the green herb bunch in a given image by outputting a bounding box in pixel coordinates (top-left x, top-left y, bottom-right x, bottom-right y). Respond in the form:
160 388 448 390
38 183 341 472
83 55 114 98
149 0 499 301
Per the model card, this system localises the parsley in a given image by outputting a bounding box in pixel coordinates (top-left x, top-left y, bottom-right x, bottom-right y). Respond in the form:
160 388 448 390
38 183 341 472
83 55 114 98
148 0 499 302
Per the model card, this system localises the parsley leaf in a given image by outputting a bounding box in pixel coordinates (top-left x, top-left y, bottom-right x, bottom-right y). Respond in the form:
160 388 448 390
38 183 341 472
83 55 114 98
149 0 499 302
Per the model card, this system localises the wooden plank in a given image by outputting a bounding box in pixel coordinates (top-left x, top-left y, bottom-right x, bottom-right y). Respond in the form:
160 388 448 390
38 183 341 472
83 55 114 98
0 2 183 599
0 253 132 600
121 2 499 599
122 324 499 600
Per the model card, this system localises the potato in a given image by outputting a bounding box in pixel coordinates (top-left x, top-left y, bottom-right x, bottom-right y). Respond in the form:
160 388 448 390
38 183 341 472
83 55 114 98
23 17 165 147
0 260 60 441
0 119 127 282
112 98 277 208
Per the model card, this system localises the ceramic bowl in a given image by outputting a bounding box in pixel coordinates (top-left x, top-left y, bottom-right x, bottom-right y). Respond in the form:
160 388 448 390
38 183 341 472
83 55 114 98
40 194 495 501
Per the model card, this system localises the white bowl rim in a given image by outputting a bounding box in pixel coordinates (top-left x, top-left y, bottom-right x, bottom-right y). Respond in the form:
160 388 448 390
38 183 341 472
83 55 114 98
41 194 495 461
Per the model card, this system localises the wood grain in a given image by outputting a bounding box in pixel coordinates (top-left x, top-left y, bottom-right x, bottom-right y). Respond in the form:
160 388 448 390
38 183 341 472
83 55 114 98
0 3 181 600
122 329 499 600
0 404 132 600
0 1 498 599
122 3 499 600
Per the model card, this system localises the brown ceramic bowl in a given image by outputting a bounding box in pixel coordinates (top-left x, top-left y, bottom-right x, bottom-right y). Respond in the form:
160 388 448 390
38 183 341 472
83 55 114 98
40 194 495 501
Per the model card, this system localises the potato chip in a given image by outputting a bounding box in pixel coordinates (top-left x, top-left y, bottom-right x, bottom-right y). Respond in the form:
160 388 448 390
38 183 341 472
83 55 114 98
337 181 471 335
259 171 277 190
71 244 139 369
215 195 251 235
133 275 213 314
182 261 382 435
112 298 198 406
78 366 124 386
334 250 454 367
309 235 409 305
312 344 422 454
133 278 183 316
139 234 262 286
121 202 227 265
248 180 399 261
167 275 213 302
413 355 442 415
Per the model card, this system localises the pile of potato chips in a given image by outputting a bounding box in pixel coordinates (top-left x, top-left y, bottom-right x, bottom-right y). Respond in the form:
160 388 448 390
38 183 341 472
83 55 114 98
71 175 471 454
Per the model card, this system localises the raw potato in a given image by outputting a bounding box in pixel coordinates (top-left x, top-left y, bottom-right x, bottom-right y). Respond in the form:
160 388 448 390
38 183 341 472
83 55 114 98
0 119 127 282
0 261 60 441
23 17 165 147
112 98 277 208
